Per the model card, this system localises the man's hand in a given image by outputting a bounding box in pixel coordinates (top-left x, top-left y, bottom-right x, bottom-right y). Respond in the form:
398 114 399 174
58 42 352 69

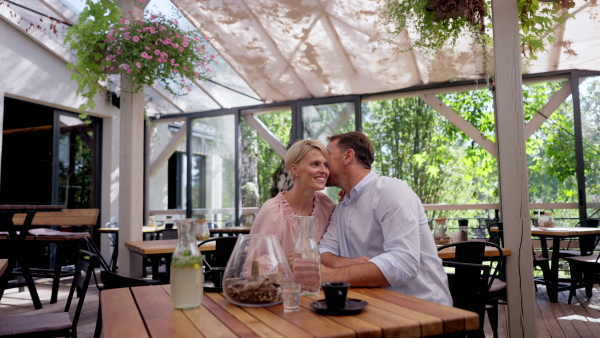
320 262 390 287
321 252 370 268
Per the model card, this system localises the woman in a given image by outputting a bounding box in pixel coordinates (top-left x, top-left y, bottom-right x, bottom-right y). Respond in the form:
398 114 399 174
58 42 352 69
250 139 336 255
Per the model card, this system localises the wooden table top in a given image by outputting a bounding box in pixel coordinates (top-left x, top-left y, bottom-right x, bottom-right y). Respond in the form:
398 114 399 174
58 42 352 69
0 205 64 212
100 226 251 234
98 226 159 233
0 259 7 276
490 226 600 237
438 245 512 260
101 285 478 338
125 239 216 255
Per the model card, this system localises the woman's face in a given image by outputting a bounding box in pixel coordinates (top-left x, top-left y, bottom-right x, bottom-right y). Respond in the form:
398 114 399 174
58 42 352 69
291 149 329 191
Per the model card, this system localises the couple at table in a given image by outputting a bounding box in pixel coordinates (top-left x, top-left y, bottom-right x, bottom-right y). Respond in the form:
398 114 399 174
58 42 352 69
250 131 452 306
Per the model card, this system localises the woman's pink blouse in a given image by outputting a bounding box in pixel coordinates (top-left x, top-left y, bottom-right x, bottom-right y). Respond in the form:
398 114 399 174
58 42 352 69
250 191 336 256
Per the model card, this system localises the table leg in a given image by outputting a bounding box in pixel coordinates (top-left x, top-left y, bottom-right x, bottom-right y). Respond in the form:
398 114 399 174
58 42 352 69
547 237 562 303
50 242 65 304
1 213 43 309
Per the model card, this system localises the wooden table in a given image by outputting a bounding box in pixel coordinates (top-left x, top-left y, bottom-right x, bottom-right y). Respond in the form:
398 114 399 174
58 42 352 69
532 226 600 302
0 259 7 277
126 240 216 281
101 285 479 337
490 225 600 302
438 245 512 260
0 204 64 309
209 226 251 237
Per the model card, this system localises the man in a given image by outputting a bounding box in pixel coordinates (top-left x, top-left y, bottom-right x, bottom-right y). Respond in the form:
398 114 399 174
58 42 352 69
319 131 453 306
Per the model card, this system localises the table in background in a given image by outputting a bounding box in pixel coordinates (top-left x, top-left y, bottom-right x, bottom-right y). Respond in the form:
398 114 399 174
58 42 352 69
208 226 251 237
98 226 162 272
102 285 478 338
532 226 600 303
0 259 7 277
438 245 512 260
125 240 216 281
0 204 64 309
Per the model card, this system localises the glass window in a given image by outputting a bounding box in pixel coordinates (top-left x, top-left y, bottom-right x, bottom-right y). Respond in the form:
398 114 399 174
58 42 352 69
189 114 236 226
579 76 600 218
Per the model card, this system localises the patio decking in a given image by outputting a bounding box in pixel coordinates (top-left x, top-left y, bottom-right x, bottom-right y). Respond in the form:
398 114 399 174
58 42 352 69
0 275 599 337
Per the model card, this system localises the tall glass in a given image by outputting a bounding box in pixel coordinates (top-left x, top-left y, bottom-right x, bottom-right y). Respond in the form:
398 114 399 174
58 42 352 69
292 215 321 295
171 218 203 309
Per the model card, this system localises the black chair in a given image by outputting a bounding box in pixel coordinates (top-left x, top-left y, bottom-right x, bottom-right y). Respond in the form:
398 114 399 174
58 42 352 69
565 252 600 304
438 241 503 338
0 250 97 338
198 236 238 288
154 228 178 240
84 236 159 338
559 218 600 258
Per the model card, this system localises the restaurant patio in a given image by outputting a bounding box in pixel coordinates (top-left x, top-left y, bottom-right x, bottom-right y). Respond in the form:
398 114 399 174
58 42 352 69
1 0 600 337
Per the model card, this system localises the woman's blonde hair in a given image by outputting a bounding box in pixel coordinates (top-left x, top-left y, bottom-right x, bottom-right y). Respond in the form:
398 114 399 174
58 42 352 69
284 139 329 174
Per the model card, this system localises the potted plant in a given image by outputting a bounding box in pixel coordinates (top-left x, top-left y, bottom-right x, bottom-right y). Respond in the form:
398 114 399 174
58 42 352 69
64 0 216 113
380 0 577 73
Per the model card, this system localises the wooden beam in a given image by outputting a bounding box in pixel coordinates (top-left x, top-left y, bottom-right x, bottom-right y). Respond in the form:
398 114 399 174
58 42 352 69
523 79 575 139
421 94 497 157
491 0 536 336
242 114 287 157
149 125 187 177
40 0 78 25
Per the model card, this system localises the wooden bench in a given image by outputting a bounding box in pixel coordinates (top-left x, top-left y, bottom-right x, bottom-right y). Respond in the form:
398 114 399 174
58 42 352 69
1 209 99 304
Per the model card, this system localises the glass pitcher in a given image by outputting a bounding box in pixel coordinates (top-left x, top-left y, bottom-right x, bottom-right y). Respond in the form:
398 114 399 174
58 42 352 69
195 220 210 241
223 234 291 307
170 218 203 309
433 217 450 245
292 215 321 295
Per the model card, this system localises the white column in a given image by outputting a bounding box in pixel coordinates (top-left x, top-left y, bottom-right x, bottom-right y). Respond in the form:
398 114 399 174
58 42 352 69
116 0 144 277
491 0 536 337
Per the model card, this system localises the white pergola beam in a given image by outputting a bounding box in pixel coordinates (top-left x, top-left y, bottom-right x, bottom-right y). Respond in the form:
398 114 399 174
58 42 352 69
523 79 577 139
242 114 287 157
149 125 187 177
420 93 497 157
491 0 536 336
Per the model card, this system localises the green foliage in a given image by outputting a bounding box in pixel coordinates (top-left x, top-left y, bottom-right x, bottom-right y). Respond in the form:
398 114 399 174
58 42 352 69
64 0 215 113
381 0 577 60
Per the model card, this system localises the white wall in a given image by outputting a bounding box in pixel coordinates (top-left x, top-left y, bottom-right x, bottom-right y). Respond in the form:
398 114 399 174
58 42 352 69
0 19 121 258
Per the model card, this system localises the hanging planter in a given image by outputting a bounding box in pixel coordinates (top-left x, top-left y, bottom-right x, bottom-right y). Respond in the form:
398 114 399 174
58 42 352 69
64 0 216 113
381 0 578 61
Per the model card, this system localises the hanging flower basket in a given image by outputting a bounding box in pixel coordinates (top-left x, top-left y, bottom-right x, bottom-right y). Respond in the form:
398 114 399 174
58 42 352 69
65 0 216 112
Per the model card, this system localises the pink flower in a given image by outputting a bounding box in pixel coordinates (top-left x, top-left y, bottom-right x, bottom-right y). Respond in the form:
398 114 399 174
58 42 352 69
121 64 129 70
194 37 199 42
178 47 184 53
182 41 188 47
137 29 142 33
149 29 156 34
133 36 140 42
159 25 165 31
125 35 131 40
184 36 189 42
183 67 188 71
151 14 157 20
176 34 181 38
136 62 142 68
180 79 185 82
161 52 168 57
200 61 205 67
154 49 161 55
173 69 178 73
170 58 176 65
164 38 172 44
127 69 133 74
194 72 199 77
145 47 151 50
140 0 146 2
187 86 192 92
172 19 179 25
173 43 179 48
116 49 122 55
210 55 215 59
141 52 149 58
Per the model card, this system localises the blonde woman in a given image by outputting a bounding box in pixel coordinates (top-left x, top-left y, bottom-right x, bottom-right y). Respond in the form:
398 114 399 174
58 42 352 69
250 139 336 256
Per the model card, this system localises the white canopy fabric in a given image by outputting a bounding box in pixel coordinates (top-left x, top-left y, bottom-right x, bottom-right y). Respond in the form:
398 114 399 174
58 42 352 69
173 0 600 104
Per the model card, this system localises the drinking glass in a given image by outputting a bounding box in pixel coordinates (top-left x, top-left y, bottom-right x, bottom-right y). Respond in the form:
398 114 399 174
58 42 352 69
195 220 210 241
282 283 301 312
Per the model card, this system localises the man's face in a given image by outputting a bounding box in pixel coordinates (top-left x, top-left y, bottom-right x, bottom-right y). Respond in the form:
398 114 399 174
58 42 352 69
325 140 343 187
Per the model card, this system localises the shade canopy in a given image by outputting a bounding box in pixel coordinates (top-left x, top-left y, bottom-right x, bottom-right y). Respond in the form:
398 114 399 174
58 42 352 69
171 0 600 105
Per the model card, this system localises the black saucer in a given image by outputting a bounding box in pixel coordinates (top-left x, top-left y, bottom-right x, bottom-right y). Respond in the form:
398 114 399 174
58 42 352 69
310 298 368 316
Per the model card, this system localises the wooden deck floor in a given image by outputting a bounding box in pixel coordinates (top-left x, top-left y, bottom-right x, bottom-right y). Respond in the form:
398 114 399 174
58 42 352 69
1 275 600 337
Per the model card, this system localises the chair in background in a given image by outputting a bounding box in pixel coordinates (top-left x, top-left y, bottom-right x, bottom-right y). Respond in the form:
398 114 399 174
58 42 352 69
198 236 238 288
564 252 600 304
154 228 178 240
0 250 97 338
438 241 503 338
558 218 600 258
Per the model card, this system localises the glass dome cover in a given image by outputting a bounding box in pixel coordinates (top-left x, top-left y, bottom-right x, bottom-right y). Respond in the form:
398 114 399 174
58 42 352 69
223 234 292 307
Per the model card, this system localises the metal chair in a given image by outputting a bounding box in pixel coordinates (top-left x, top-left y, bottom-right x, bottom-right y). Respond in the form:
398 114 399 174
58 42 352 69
0 250 97 338
438 241 503 338
558 218 600 258
565 252 600 304
198 236 238 289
